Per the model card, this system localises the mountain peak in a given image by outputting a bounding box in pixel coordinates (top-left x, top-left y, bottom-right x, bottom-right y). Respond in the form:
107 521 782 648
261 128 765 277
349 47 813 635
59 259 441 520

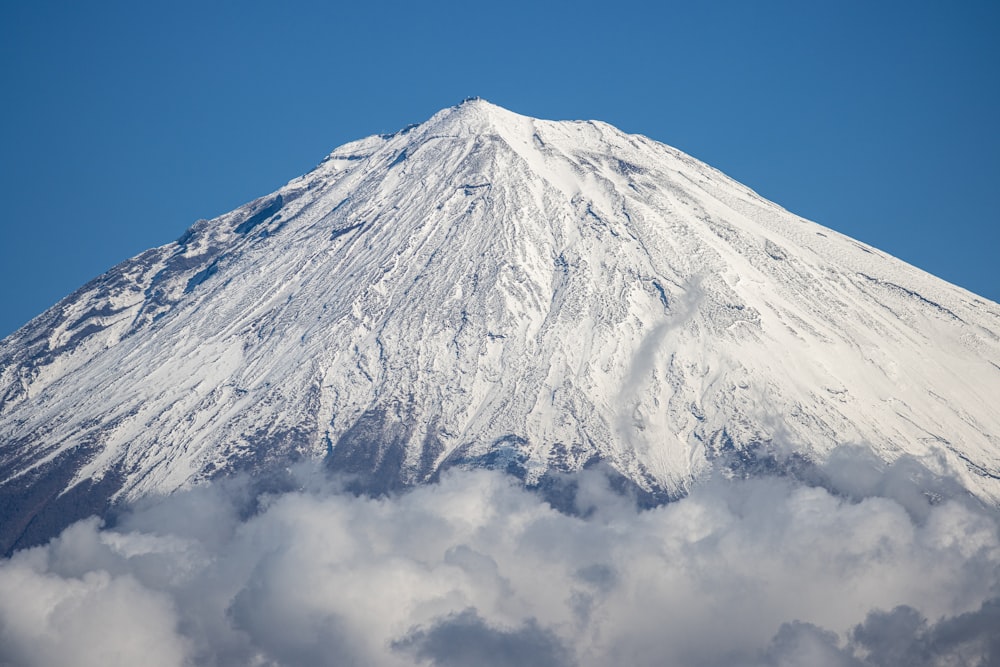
2 102 999 554
452 96 514 118
456 95 498 109
422 97 528 137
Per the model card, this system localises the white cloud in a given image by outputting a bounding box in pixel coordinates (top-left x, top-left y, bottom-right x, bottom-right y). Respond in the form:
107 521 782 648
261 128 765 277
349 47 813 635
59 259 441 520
0 450 998 666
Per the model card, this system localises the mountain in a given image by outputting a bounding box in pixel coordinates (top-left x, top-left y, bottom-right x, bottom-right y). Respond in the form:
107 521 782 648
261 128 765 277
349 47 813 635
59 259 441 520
2 98 999 554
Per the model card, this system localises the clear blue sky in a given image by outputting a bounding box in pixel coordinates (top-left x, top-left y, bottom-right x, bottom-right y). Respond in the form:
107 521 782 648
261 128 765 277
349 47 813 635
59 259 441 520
2 1 998 338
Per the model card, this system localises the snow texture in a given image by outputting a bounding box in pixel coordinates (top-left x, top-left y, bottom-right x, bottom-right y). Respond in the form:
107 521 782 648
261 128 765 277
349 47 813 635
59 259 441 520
1 99 999 552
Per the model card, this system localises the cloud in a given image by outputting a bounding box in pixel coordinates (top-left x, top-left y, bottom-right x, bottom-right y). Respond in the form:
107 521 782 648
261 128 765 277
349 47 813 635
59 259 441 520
0 523 190 667
0 449 998 666
848 599 1000 666
762 622 863 667
616 277 704 450
393 608 573 667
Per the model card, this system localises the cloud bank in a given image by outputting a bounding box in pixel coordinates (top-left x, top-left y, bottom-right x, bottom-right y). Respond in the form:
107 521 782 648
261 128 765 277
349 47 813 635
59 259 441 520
1 449 998 666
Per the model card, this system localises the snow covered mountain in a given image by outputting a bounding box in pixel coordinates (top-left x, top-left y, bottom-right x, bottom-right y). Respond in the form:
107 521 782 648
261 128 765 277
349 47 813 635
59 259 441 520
2 98 999 553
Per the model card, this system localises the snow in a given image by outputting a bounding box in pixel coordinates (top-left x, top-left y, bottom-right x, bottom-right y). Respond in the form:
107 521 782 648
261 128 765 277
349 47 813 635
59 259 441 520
1 98 999 508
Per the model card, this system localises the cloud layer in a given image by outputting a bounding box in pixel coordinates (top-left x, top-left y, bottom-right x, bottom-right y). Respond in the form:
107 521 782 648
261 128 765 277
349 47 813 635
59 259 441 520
1 450 998 666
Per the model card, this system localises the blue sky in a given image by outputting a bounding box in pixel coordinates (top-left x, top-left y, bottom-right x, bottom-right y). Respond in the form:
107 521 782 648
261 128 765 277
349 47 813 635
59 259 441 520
1 1 997 338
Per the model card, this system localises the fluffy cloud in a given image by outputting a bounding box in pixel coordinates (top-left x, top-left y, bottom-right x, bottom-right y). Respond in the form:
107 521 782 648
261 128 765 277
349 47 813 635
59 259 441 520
393 608 573 667
0 449 998 666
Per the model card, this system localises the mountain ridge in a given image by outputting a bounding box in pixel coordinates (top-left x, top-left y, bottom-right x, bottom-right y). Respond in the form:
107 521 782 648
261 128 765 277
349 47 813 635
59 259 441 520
2 98 999 554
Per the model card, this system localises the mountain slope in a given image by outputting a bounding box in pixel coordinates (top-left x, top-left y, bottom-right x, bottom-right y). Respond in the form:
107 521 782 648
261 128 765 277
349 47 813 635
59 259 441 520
2 99 999 552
